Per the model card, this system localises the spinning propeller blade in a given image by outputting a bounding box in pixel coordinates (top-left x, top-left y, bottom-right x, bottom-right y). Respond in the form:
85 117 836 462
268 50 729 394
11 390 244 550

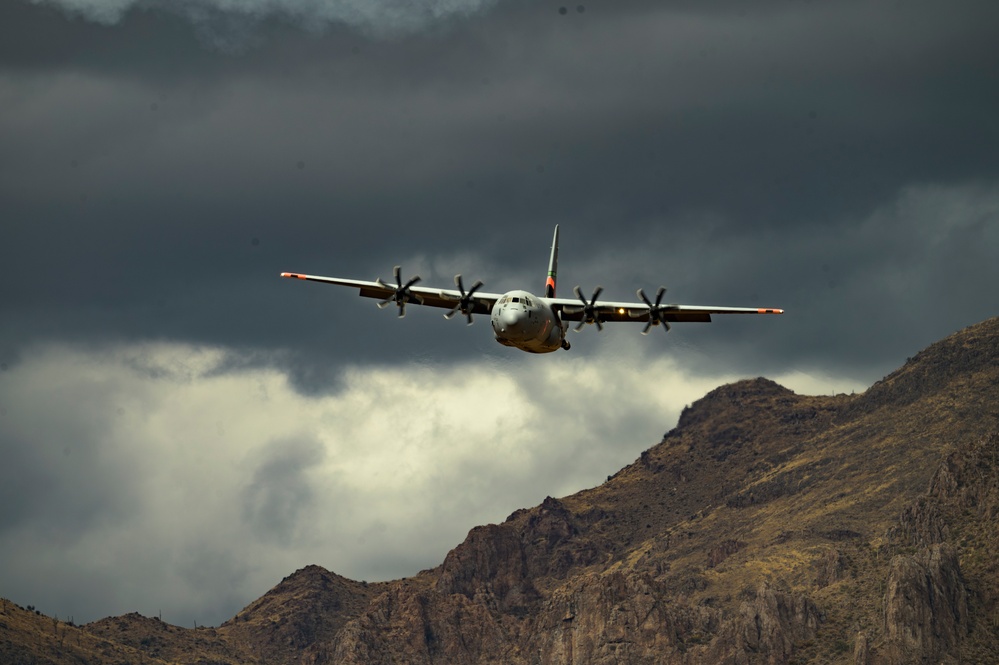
444 274 484 325
637 286 671 334
377 265 422 318
570 285 605 332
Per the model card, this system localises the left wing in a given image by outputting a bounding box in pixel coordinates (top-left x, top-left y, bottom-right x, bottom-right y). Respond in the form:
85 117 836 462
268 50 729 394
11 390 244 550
554 300 784 322
279 270 503 319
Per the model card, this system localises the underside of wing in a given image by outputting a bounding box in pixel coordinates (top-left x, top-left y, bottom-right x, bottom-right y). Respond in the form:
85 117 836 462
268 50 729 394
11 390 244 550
550 296 783 324
280 272 501 315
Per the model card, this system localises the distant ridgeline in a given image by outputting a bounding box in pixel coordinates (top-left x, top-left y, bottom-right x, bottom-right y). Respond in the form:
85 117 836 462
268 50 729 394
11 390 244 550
3 318 999 664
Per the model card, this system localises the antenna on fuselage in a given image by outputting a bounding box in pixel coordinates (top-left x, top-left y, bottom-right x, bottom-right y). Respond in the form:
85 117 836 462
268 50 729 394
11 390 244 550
545 224 559 298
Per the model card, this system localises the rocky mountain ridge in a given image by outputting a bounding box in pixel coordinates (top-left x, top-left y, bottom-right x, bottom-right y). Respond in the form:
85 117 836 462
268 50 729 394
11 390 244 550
3 317 998 664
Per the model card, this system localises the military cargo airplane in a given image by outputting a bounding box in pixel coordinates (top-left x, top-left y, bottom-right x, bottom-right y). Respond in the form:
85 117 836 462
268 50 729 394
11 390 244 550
280 226 782 353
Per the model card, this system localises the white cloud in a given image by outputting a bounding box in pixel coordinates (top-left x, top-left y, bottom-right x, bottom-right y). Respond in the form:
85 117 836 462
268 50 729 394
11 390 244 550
32 0 135 25
31 0 500 36
0 340 867 625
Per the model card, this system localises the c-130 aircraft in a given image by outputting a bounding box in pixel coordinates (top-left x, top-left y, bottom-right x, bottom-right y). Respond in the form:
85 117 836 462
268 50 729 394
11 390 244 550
281 226 783 353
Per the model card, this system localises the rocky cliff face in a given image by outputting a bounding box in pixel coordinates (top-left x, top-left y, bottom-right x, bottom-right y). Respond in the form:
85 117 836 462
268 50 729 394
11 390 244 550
882 545 968 664
3 318 998 665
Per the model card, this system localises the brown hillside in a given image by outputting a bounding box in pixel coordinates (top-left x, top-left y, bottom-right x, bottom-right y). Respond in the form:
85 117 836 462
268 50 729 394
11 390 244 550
3 317 998 664
219 564 385 663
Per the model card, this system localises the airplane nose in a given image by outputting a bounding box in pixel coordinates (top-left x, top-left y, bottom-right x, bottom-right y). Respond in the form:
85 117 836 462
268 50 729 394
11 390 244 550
501 308 520 329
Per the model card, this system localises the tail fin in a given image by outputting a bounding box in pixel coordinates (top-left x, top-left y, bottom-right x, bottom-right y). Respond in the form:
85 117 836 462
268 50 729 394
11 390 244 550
545 224 559 298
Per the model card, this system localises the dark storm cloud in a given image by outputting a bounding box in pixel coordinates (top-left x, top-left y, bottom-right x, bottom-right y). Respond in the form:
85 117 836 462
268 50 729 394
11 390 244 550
4 8 996 258
4 0 997 387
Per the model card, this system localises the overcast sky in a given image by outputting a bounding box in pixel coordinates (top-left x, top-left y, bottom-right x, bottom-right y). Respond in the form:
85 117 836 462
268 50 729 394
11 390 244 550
2 0 998 627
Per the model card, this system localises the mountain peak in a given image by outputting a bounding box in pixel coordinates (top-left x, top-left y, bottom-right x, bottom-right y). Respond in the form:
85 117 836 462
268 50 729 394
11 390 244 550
219 564 379 663
676 376 797 432
861 316 999 410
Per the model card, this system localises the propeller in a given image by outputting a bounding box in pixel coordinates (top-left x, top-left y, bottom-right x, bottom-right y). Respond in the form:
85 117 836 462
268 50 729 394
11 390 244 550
567 285 604 332
637 287 672 334
375 265 423 318
444 274 484 325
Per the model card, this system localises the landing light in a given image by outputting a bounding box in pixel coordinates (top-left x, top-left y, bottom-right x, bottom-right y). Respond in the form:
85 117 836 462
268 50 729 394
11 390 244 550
618 308 626 314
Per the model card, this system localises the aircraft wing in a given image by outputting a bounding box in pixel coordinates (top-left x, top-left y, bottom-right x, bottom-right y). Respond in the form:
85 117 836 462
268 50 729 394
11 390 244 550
550 295 783 323
280 272 503 315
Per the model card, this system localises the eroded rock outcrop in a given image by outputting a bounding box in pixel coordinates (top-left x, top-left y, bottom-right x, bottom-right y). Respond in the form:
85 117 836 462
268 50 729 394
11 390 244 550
733 583 822 665
530 572 709 664
882 545 968 664
332 586 516 665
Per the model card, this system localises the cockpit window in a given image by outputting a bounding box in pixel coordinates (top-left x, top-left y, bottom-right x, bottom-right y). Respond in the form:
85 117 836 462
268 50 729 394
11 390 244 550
512 297 520 303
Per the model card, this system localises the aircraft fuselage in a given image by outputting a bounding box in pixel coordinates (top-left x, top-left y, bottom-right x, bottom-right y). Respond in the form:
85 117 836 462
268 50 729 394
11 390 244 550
489 290 567 353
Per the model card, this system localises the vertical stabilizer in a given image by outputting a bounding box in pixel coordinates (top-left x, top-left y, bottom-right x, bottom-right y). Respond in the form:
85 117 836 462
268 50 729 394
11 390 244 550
545 225 559 298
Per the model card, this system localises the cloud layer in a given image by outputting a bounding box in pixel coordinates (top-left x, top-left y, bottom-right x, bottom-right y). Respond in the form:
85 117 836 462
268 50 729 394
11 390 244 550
31 0 499 39
0 341 863 625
